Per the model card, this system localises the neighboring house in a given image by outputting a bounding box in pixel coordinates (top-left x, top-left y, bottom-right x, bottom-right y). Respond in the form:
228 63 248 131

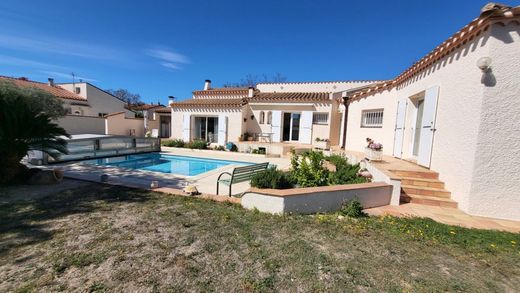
0 76 134 135
337 3 520 221
169 79 376 145
57 81 131 117
128 104 172 138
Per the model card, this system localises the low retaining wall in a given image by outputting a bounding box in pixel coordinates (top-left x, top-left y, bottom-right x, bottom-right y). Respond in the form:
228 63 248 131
242 182 392 214
344 152 401 206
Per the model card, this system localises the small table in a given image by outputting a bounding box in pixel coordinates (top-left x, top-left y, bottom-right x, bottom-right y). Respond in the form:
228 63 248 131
255 132 273 143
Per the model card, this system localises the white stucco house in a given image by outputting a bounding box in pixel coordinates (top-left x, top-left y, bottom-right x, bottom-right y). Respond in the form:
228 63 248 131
335 3 520 221
169 79 377 149
169 3 520 221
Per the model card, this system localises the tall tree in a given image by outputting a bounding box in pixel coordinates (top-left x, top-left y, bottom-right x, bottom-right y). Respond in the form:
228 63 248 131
0 81 67 119
106 88 142 105
223 73 288 88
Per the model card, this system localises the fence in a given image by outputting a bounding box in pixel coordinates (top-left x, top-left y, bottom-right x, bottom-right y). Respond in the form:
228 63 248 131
45 136 161 163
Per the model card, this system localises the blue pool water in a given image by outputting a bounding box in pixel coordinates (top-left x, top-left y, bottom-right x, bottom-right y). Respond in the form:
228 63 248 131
83 153 250 176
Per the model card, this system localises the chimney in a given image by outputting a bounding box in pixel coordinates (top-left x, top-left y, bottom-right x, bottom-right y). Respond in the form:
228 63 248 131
204 79 211 90
47 78 54 86
168 96 175 105
248 86 254 98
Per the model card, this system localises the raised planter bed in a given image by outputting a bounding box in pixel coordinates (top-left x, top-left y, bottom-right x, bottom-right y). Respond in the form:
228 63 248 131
241 182 392 214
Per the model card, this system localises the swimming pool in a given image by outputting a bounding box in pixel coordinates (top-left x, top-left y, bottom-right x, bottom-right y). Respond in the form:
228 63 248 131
83 153 250 176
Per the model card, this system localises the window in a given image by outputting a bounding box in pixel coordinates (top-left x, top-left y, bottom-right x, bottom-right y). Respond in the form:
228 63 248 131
267 111 272 125
361 109 384 128
75 87 81 94
259 111 265 124
312 112 329 125
74 110 81 116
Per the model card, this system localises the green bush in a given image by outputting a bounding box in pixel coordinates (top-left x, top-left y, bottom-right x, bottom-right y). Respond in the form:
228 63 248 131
290 151 329 187
162 139 185 148
214 145 226 151
340 199 367 218
186 139 208 149
326 154 367 185
250 167 292 189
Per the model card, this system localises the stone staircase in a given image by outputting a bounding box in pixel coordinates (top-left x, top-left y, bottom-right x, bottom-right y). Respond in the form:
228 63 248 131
392 170 458 208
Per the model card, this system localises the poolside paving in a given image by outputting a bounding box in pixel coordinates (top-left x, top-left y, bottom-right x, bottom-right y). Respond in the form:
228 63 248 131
51 147 291 196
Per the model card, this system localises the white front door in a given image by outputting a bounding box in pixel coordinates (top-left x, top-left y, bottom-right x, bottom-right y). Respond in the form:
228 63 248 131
182 114 191 142
217 114 227 145
299 111 313 144
393 99 407 158
418 86 440 167
271 110 282 143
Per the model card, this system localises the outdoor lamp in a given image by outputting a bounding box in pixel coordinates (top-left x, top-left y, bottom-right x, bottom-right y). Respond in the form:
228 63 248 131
476 57 492 72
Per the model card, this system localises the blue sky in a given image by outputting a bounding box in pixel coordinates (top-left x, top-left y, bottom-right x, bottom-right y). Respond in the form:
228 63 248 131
0 0 515 103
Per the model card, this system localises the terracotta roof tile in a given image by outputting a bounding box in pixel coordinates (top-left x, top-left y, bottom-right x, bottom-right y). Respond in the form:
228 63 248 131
154 106 171 113
170 98 247 108
0 76 87 102
249 92 330 103
126 104 164 111
348 4 520 102
192 87 250 96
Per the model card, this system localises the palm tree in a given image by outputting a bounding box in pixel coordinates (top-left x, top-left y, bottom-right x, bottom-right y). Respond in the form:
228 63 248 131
0 97 70 185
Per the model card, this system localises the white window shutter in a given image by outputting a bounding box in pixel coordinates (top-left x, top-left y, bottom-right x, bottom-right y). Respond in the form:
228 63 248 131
218 115 228 145
271 111 282 143
299 111 313 144
418 86 440 167
393 100 407 158
182 114 191 142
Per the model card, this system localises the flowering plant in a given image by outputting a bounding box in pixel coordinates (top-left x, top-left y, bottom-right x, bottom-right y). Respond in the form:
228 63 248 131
366 137 383 151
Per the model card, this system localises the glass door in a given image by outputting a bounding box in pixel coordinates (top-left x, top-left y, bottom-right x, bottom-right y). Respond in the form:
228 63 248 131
282 113 301 142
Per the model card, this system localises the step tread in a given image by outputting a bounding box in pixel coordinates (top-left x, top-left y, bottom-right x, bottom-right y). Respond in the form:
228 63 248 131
399 177 443 183
401 184 450 193
401 193 456 202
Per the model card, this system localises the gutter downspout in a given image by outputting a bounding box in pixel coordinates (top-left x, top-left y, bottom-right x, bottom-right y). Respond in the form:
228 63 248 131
341 94 349 149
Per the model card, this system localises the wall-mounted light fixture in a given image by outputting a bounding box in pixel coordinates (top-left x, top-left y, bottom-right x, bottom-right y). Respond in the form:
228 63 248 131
476 57 492 72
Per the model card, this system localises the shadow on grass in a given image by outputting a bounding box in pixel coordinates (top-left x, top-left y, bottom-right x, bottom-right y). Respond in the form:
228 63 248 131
0 184 152 256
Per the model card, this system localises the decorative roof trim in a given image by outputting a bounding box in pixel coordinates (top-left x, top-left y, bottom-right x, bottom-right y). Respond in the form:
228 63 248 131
348 4 520 102
257 80 385 85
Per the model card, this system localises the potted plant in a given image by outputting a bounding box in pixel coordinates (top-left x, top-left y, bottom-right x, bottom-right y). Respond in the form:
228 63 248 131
313 138 330 150
364 137 383 161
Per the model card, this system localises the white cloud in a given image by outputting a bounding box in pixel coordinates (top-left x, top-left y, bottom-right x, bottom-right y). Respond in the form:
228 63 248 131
0 54 67 70
0 33 118 59
161 62 183 70
147 48 189 70
41 71 99 83
147 48 189 63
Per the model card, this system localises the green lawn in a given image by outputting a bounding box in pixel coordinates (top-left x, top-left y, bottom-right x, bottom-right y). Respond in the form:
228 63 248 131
1 184 519 292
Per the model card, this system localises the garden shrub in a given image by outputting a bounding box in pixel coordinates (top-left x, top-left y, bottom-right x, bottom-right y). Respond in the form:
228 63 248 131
162 139 185 148
214 145 226 151
340 199 367 218
186 139 208 149
326 154 368 185
290 151 329 187
250 167 292 189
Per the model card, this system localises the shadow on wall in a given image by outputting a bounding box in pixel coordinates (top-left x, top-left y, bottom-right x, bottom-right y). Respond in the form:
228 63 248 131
394 32 491 91
481 70 497 87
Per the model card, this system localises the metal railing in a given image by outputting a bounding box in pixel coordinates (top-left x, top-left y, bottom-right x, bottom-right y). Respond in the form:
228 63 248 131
45 136 161 163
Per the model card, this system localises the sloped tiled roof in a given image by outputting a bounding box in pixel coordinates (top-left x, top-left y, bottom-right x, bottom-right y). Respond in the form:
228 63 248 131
170 98 247 108
348 3 520 102
126 103 164 111
192 87 250 96
0 76 87 102
154 106 171 113
248 92 330 103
